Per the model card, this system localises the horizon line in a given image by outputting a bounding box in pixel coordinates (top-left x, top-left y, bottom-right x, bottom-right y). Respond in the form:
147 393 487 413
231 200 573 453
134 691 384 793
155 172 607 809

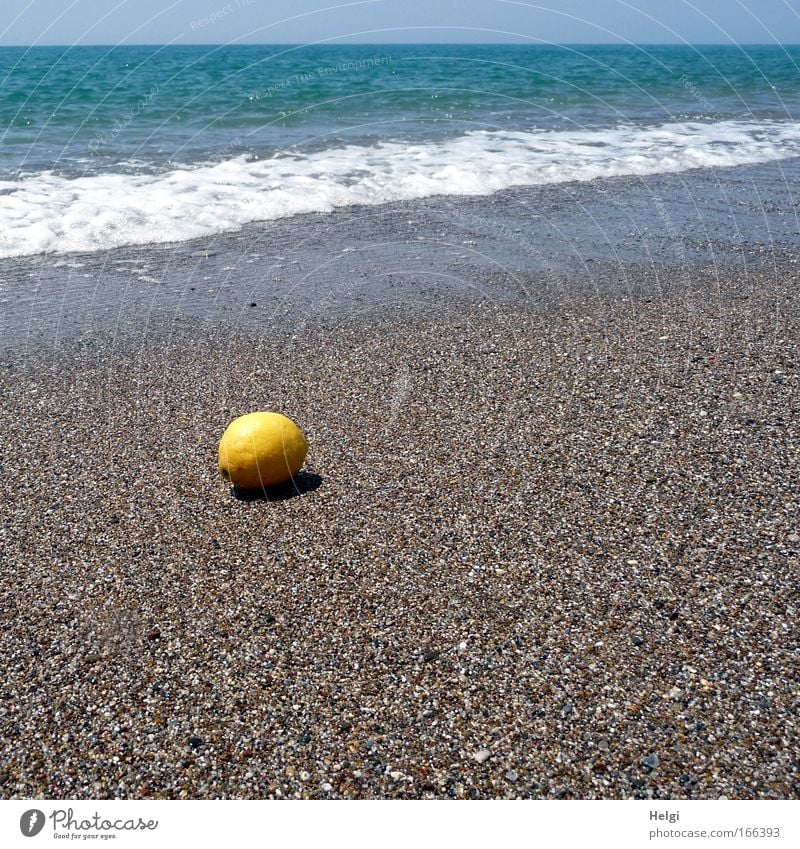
1 41 799 48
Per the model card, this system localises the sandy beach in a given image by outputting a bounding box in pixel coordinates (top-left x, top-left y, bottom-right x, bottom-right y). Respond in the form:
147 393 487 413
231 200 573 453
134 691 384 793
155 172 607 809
1 251 797 799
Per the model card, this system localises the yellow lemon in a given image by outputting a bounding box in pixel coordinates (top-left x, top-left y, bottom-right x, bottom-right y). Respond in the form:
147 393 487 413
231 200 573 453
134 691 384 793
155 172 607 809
218 411 308 489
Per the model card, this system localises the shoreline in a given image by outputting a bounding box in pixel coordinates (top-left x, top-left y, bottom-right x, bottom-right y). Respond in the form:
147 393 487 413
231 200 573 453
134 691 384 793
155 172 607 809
3 157 800 355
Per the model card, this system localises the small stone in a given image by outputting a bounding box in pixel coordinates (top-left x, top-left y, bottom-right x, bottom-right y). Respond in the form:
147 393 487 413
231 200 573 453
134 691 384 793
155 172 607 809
389 770 404 780
642 753 660 769
632 635 644 646
320 782 333 792
297 732 311 746
146 628 160 641
188 736 204 750
505 770 519 782
299 771 311 782
264 613 276 624
788 533 800 544
473 749 491 764
458 641 468 651
598 739 610 752
421 649 440 663
0 771 8 785
84 653 102 664
480 347 498 355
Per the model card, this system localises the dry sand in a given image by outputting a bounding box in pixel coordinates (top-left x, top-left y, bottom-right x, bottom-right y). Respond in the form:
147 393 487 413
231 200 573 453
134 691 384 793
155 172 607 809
0 267 797 799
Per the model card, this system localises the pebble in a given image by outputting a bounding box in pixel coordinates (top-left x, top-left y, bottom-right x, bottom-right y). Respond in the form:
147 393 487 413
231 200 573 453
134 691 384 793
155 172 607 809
642 754 660 770
473 749 492 764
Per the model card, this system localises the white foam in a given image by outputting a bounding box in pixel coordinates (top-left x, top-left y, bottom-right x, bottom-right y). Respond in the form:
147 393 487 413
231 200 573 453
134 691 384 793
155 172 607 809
1 119 799 258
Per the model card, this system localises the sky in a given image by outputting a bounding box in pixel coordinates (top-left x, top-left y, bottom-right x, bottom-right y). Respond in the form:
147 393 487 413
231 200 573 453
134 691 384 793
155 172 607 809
1 0 799 46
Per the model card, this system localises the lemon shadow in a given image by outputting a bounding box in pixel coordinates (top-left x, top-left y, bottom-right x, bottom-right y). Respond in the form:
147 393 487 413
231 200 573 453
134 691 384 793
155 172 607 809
231 470 323 502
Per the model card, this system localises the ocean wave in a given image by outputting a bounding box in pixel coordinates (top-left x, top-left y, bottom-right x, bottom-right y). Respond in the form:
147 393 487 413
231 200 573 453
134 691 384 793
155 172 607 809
1 119 799 258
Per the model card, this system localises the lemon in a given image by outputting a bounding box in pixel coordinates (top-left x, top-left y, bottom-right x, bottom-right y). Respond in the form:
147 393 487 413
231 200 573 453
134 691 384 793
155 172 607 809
218 411 308 489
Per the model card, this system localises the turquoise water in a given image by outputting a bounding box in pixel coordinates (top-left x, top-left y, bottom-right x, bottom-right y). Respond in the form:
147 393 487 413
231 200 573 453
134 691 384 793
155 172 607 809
1 44 800 255
3 44 800 171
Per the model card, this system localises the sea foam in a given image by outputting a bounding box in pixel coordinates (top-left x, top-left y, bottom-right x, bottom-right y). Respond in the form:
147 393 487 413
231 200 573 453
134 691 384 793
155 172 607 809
1 119 799 258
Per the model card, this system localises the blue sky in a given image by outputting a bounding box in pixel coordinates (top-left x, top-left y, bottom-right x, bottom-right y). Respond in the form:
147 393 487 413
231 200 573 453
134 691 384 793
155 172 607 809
1 0 799 46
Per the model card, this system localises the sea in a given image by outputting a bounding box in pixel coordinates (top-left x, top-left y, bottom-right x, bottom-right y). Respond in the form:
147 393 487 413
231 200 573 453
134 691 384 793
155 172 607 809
2 43 800 259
